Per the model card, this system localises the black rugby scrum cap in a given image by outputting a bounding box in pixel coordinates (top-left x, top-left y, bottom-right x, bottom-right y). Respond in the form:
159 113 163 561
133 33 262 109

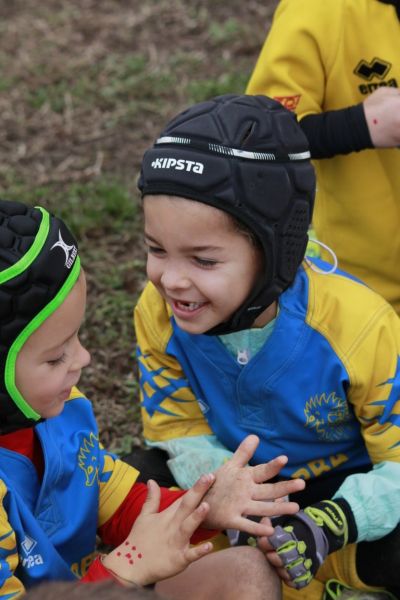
139 94 316 334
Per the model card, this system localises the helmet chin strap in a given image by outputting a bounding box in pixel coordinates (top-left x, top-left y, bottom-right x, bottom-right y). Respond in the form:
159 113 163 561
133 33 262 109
207 239 338 335
204 278 280 335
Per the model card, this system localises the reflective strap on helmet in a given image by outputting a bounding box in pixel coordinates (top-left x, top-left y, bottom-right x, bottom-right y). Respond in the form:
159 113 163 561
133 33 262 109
4 257 81 420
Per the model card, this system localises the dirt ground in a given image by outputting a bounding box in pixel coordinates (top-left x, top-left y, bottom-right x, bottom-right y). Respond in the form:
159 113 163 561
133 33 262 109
1 0 278 452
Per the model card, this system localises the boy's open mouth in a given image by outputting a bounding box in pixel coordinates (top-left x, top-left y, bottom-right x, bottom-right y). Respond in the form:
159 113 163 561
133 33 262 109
169 298 209 318
175 300 206 311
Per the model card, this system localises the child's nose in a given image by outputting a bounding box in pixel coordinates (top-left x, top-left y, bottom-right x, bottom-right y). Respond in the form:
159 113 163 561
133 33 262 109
160 265 191 291
71 342 91 371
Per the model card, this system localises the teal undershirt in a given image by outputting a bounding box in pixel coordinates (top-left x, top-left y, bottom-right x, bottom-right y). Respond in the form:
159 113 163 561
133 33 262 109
218 316 276 364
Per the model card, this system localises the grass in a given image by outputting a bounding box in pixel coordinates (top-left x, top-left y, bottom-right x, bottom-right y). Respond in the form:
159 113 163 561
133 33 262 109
4 179 137 237
208 18 243 43
187 72 252 103
27 54 176 113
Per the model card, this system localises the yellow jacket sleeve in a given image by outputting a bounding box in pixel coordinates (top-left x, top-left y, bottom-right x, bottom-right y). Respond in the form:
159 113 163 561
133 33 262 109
246 0 345 117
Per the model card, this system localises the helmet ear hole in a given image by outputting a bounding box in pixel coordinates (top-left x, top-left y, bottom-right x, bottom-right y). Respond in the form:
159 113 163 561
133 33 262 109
279 201 310 281
240 122 257 147
280 236 307 282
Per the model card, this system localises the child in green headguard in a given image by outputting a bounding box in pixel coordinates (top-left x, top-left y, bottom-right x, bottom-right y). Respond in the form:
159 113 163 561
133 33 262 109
0 199 303 598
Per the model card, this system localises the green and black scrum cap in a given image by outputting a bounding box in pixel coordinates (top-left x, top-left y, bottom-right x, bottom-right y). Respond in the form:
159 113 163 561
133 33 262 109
0 200 80 433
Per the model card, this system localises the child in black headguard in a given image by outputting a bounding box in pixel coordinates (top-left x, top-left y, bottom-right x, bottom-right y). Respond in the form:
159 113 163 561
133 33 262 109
128 94 400 599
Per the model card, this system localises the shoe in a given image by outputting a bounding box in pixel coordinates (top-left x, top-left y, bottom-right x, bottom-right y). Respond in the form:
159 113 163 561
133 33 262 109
324 579 397 600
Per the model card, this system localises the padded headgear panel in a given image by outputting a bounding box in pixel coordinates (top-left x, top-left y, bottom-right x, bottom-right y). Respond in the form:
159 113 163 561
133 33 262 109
139 95 315 334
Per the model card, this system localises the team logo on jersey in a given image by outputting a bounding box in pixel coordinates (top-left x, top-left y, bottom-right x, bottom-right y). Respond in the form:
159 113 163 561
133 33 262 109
21 534 37 556
273 94 301 111
354 57 397 94
78 432 100 486
304 392 352 441
50 230 77 269
354 57 391 81
20 534 44 569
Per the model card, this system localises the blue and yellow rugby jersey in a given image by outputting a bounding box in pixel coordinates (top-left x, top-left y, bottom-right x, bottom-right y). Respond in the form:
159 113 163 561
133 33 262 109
136 260 400 481
0 391 138 598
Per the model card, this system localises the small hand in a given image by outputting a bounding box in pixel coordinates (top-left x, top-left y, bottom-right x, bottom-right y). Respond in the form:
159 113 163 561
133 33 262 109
203 435 305 536
258 501 342 590
258 518 295 587
102 475 215 586
363 87 400 147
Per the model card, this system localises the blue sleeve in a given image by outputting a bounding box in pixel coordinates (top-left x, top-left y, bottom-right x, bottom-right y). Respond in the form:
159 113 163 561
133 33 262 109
333 461 400 541
146 434 233 489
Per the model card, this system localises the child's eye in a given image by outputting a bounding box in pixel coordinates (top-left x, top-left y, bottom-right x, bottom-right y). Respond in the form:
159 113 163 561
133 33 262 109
194 257 218 268
147 245 165 256
48 354 66 367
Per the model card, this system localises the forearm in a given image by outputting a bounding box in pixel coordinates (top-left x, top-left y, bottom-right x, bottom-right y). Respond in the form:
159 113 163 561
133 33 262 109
299 104 373 158
333 460 400 542
269 460 400 557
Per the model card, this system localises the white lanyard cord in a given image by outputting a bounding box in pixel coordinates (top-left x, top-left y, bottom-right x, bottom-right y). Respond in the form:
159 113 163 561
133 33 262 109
305 239 338 275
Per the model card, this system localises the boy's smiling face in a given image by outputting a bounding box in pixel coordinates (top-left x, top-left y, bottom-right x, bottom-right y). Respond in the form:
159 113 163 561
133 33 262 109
15 272 91 419
144 195 263 334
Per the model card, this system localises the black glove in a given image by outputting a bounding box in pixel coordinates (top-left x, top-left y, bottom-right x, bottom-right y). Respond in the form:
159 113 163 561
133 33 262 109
268 499 357 589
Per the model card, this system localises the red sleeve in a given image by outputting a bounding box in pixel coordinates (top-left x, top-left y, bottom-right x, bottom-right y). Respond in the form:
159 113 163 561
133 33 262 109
98 482 184 546
80 557 114 583
98 482 217 547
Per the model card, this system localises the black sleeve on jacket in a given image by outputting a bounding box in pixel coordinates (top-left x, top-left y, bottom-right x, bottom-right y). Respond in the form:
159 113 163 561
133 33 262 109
378 0 400 20
299 104 374 159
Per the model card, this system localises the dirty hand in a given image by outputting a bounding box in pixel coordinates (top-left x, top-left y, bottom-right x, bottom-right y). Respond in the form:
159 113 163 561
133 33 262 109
258 517 296 587
102 475 215 586
203 434 305 536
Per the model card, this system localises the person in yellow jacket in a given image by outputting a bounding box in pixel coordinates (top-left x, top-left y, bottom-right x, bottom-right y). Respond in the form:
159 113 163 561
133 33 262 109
247 0 400 316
